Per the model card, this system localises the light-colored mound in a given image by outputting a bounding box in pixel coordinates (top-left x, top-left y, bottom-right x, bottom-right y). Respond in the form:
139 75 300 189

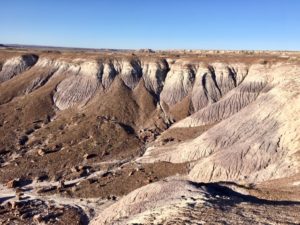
52 58 167 109
191 62 248 111
0 54 269 113
160 60 196 105
90 179 207 225
102 61 117 89
91 179 300 225
24 58 71 94
0 50 300 224
141 58 169 95
51 57 168 109
139 63 300 183
117 59 142 89
1 54 298 185
0 54 38 82
53 60 102 110
174 63 266 127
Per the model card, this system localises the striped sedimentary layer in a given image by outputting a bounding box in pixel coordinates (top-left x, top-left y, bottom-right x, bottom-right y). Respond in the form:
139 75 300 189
0 54 38 83
139 63 300 184
0 55 260 115
1 53 300 189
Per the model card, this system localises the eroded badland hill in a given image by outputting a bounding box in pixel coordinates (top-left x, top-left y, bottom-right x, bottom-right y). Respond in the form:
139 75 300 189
0 47 300 224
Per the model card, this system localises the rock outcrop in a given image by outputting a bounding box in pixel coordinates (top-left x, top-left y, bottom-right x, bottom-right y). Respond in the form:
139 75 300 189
0 50 300 225
0 52 299 185
90 179 208 225
160 60 196 105
53 60 103 110
91 179 300 225
139 63 300 183
0 54 38 83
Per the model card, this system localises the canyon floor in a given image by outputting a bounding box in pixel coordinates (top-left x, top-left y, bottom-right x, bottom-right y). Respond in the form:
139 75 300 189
0 46 300 224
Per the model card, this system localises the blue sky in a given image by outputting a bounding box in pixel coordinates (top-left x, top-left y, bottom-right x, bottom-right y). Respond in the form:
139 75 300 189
0 0 299 50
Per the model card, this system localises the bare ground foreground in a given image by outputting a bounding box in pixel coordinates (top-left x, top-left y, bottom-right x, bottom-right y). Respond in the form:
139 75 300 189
0 46 300 224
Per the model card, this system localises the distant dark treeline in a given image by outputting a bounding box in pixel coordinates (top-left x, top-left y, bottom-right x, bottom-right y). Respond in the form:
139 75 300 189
1 44 132 53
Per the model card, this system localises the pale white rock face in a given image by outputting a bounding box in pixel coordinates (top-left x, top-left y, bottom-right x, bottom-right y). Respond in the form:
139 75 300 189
53 60 102 110
117 59 142 89
189 74 300 183
2 56 257 114
209 62 236 95
208 63 247 94
91 177 300 224
102 62 117 89
139 63 300 183
0 54 38 82
191 64 217 111
229 62 249 84
174 63 267 127
191 62 249 112
35 57 67 69
141 59 168 95
25 58 72 93
160 60 196 105
90 179 208 225
80 61 103 78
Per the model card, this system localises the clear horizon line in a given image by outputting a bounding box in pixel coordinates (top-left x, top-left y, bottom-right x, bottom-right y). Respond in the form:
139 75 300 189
1 42 300 52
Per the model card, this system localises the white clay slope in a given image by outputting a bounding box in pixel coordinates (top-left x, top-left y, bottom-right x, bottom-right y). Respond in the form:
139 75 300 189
139 62 300 183
1 55 299 185
91 178 300 225
90 179 208 225
0 54 38 83
53 60 103 110
1 52 300 224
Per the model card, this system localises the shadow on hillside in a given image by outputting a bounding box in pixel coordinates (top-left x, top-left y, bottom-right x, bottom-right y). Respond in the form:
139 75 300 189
190 181 300 206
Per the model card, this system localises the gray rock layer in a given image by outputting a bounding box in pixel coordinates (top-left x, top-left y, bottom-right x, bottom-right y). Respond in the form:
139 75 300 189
0 54 38 83
91 178 300 225
139 63 300 183
1 55 299 185
0 56 253 113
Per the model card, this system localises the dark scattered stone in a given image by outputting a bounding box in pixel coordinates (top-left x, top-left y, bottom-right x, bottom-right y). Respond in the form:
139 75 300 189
25 128 35 135
37 174 49 182
83 153 97 160
107 195 117 200
33 120 43 124
19 135 28 145
54 174 63 182
54 143 63 150
0 148 9 155
80 168 92 177
88 178 98 184
102 171 112 177
44 115 51 124
33 124 41 129
6 178 32 188
162 137 175 144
